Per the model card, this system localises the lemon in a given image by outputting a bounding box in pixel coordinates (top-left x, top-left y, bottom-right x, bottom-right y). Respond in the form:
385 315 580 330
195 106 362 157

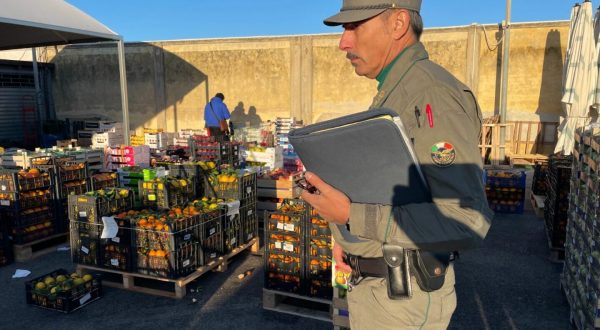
35 282 46 290
56 275 68 283
82 274 93 282
44 276 56 286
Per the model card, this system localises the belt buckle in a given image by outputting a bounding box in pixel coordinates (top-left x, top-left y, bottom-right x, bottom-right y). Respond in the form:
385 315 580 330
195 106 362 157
347 255 362 289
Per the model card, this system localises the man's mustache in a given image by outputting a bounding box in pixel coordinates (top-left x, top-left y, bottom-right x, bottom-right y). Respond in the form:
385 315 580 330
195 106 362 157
346 52 360 60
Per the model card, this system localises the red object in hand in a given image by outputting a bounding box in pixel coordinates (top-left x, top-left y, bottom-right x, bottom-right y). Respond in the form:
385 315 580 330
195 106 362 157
426 104 434 128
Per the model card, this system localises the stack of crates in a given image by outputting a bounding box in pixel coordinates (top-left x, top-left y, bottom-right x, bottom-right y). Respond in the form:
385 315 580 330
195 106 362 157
532 160 549 196
90 172 119 191
31 156 90 233
100 214 135 272
484 169 526 214
191 136 231 165
544 155 573 249
0 168 57 244
305 206 333 299
0 213 13 266
264 199 307 294
68 190 134 267
199 208 224 265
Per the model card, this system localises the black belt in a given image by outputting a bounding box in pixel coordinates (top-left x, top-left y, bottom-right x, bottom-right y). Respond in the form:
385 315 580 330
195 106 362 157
347 252 458 279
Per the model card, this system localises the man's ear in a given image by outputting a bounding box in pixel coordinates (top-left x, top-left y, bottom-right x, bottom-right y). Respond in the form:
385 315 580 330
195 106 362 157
392 10 410 39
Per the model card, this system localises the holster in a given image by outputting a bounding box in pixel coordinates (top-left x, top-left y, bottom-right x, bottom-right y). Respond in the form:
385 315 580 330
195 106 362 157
382 243 412 300
409 250 450 292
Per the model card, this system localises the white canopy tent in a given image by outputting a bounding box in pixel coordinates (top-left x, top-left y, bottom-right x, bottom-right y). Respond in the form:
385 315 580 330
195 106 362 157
0 0 131 144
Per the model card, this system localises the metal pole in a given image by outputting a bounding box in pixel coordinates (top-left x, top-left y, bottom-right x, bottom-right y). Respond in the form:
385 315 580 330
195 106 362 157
117 39 130 145
499 0 511 162
32 47 45 145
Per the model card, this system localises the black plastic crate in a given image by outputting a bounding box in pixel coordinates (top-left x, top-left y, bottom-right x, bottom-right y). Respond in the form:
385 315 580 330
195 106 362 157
222 213 242 254
166 163 205 197
3 206 57 244
136 241 200 279
101 242 134 272
265 210 305 236
201 211 224 264
306 256 332 280
266 232 303 255
91 172 119 191
25 268 102 313
0 168 53 193
307 215 330 238
306 278 333 300
139 178 195 210
70 232 101 267
132 214 203 252
307 237 332 260
67 190 134 224
266 252 304 274
210 172 257 203
0 188 54 209
240 203 258 244
264 271 303 294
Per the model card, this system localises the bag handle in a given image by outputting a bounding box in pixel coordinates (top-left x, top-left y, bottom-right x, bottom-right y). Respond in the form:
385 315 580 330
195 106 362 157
208 101 221 123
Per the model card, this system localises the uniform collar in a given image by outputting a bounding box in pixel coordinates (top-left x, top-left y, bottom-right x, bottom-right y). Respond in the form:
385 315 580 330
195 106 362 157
372 42 429 107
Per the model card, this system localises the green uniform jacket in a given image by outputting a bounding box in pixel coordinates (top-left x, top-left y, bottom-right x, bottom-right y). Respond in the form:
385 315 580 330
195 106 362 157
331 42 494 256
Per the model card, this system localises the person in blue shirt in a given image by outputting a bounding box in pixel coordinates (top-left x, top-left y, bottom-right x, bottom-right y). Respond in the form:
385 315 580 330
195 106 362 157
204 93 231 137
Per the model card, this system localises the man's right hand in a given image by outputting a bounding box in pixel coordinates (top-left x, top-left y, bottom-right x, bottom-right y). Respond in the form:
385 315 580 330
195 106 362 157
333 242 352 273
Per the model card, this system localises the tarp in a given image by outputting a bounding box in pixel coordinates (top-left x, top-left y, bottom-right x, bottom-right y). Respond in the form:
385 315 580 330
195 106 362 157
0 0 131 144
0 0 120 50
555 1 597 155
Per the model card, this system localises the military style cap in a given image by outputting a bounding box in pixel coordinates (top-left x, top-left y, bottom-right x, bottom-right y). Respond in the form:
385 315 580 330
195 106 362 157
324 0 422 26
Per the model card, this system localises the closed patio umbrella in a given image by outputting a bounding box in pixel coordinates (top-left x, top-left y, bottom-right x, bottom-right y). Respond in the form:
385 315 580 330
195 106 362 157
555 1 597 155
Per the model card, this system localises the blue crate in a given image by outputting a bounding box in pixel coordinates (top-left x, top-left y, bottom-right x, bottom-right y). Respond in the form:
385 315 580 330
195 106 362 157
484 170 527 188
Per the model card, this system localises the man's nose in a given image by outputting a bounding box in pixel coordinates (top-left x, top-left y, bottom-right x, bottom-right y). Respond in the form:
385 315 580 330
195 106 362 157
339 30 353 51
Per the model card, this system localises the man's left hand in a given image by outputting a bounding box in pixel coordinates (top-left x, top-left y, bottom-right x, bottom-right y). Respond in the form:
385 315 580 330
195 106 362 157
301 172 350 225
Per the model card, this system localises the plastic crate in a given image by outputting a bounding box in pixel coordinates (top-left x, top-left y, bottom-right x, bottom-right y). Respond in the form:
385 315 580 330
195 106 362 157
90 172 118 191
264 271 303 294
166 163 206 197
101 242 134 271
222 212 242 254
306 256 332 280
488 200 525 214
201 210 224 265
0 189 53 209
0 169 53 193
484 170 527 188
2 206 57 244
25 269 102 313
266 253 304 274
67 190 134 224
307 237 332 260
267 232 303 255
306 279 333 299
139 178 195 210
136 241 200 279
132 213 203 252
265 210 305 236
240 202 258 244
307 216 331 238
210 172 257 203
70 231 101 267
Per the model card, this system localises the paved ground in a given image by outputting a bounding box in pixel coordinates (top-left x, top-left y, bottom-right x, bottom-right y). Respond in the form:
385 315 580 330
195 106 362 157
0 210 569 330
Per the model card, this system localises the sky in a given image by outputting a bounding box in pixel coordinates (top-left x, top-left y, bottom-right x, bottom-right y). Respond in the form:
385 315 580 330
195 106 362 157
67 0 583 42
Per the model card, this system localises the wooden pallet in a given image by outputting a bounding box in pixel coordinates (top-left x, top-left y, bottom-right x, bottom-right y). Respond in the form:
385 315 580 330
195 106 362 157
13 232 69 262
530 194 545 218
77 237 259 299
262 288 332 323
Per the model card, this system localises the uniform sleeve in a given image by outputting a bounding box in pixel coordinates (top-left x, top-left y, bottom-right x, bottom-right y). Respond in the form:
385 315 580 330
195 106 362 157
348 86 493 251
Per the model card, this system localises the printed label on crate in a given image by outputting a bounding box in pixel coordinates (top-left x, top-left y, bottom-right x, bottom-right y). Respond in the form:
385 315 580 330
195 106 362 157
277 222 284 230
111 259 119 266
79 293 92 305
184 233 191 241
183 259 190 267
79 211 87 218
231 237 237 246
283 242 294 252
246 187 252 194
210 227 216 235
148 194 156 201
248 209 253 215
284 223 295 232
111 236 121 243
0 200 9 206
247 233 253 240
275 241 282 249
210 252 217 258
1 185 6 191
81 246 90 254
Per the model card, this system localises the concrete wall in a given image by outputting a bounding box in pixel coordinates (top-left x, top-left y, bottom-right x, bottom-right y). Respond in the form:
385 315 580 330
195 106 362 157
32 21 569 133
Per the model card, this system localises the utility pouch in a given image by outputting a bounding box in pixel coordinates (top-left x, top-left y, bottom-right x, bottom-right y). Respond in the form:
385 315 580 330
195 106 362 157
382 243 412 300
410 250 450 292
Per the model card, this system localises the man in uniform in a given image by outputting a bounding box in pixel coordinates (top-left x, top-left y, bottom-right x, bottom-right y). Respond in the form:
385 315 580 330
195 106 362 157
301 0 494 329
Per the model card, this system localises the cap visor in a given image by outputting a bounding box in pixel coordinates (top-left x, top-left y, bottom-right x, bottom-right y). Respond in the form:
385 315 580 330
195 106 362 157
323 8 387 26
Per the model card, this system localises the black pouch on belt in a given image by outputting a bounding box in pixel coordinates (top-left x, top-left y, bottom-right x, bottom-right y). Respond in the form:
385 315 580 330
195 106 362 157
382 243 412 300
410 250 450 292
